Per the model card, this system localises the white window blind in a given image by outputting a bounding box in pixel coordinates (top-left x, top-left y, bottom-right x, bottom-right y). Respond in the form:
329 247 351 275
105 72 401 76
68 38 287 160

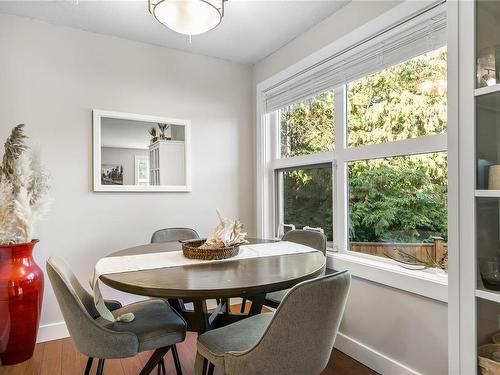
263 3 447 113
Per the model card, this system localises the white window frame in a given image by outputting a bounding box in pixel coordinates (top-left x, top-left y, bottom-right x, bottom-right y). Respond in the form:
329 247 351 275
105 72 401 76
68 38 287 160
255 1 454 303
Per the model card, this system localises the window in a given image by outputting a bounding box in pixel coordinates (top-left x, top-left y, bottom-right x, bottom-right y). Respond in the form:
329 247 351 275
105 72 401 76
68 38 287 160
276 164 333 241
345 48 448 262
348 153 448 262
259 5 448 272
264 48 447 264
279 91 334 158
348 47 447 147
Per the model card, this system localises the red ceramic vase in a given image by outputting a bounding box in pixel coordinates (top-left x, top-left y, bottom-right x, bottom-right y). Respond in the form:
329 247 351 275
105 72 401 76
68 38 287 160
0 240 43 365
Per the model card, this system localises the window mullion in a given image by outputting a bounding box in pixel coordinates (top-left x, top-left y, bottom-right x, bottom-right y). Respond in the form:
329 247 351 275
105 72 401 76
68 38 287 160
334 85 348 252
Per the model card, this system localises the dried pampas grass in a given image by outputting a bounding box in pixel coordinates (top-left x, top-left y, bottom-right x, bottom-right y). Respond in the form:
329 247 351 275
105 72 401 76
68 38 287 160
0 124 50 244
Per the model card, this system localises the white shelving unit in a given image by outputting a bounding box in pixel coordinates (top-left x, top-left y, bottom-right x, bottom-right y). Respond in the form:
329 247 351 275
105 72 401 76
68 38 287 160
148 140 185 186
467 1 500 374
476 288 500 304
475 190 500 198
475 84 500 97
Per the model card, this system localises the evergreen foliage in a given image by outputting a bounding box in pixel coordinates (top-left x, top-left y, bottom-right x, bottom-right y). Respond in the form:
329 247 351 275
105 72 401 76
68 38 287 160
280 47 448 243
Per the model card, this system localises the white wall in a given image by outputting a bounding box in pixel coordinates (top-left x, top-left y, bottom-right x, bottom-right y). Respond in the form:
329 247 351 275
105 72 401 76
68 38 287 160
0 14 254 333
252 2 448 374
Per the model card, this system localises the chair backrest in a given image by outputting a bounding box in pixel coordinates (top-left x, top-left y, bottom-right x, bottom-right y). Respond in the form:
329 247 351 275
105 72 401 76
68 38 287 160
150 227 200 244
46 257 137 358
282 229 327 255
225 271 351 375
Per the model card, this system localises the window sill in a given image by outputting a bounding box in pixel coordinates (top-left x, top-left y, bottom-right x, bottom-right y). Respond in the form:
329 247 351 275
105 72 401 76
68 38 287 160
327 252 448 303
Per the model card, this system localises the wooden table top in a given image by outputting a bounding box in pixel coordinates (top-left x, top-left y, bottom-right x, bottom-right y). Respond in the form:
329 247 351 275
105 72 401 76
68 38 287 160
100 238 326 299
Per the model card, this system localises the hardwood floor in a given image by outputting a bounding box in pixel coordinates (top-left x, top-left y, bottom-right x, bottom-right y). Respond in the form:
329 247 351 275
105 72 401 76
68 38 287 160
0 304 378 375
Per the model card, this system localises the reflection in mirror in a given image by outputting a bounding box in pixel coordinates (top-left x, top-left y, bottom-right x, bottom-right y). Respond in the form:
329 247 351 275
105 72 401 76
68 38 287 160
93 111 190 192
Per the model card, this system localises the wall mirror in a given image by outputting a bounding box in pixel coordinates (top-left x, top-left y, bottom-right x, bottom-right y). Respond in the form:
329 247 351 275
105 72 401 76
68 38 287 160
93 110 191 192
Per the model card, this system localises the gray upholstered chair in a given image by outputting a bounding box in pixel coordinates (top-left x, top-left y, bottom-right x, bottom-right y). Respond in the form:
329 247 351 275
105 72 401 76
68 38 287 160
241 229 327 312
195 271 351 375
151 227 200 244
46 257 186 375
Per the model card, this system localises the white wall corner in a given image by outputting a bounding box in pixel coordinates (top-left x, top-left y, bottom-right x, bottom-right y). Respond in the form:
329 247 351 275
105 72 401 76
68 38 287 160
37 321 69 343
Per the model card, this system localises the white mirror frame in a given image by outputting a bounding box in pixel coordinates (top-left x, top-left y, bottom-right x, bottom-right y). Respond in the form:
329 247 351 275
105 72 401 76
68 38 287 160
93 109 192 192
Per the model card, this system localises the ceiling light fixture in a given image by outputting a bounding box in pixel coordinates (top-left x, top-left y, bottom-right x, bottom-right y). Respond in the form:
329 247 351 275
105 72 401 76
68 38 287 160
149 0 226 37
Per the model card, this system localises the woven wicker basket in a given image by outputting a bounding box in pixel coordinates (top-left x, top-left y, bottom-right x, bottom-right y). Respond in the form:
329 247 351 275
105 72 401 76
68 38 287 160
182 239 240 260
478 344 500 375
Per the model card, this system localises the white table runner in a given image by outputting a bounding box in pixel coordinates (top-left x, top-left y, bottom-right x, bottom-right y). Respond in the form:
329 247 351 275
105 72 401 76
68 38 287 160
92 241 318 322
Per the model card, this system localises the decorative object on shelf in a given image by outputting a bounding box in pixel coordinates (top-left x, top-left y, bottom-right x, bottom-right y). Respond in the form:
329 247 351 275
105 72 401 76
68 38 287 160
157 123 171 140
478 344 500 374
0 124 50 365
479 159 493 189
182 209 248 260
479 257 500 291
489 165 500 190
148 126 158 144
477 46 500 88
492 331 500 344
149 0 226 37
384 237 448 271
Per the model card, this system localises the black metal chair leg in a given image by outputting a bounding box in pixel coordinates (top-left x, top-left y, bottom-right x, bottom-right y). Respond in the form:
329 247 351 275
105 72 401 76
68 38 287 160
171 345 183 375
139 346 171 375
84 357 93 375
96 359 105 375
240 299 247 313
202 358 208 375
157 357 165 375
207 362 215 375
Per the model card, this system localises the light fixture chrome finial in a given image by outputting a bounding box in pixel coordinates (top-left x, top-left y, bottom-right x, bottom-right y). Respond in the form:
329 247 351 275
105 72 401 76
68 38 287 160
149 0 226 36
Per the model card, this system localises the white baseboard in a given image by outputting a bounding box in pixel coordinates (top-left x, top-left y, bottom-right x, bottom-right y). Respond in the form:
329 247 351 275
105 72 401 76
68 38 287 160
37 321 69 343
334 332 421 375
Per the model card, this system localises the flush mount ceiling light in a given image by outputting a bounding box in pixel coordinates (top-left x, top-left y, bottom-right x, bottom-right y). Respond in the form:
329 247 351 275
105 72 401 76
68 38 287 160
149 0 226 36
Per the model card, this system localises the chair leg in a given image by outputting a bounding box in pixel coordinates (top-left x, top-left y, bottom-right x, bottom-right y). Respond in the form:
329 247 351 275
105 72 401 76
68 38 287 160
96 359 105 375
240 298 247 313
202 358 208 375
157 358 166 375
139 346 171 375
84 357 93 375
207 362 215 375
171 345 183 375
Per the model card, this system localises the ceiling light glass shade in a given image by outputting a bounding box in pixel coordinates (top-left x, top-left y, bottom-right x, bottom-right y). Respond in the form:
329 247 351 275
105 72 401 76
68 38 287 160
149 0 225 36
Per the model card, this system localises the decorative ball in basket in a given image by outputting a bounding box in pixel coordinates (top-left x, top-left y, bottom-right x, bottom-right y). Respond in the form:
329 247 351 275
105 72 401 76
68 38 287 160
182 210 248 260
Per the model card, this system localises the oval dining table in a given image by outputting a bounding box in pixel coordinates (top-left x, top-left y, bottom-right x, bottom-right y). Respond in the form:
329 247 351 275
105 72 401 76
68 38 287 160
99 238 326 336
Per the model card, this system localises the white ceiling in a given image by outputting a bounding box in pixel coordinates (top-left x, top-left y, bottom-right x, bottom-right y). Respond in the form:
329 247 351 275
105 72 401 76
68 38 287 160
0 0 350 64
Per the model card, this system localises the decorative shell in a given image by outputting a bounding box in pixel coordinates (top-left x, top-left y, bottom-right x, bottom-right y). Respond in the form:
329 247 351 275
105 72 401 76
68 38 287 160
200 209 248 250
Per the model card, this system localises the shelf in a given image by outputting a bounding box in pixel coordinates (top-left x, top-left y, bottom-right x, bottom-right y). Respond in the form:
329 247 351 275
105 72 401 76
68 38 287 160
475 84 500 97
476 190 500 197
476 288 500 303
